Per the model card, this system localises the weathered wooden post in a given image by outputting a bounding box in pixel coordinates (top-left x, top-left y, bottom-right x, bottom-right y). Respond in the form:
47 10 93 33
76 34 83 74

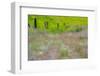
44 21 48 29
57 23 59 29
28 24 30 28
34 18 37 29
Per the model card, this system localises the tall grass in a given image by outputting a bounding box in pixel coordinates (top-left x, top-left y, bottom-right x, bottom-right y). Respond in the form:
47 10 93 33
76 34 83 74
28 15 88 33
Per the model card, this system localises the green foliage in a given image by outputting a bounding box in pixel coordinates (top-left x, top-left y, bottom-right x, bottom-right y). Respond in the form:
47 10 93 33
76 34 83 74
28 15 88 33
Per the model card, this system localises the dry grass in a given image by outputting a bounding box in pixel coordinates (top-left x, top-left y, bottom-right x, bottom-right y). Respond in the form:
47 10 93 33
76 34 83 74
28 29 88 60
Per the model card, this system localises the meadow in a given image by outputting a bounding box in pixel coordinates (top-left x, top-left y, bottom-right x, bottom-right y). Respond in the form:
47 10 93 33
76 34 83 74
28 15 88 60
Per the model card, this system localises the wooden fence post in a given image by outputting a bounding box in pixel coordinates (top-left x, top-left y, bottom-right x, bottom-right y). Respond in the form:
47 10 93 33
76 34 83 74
28 24 30 28
34 18 37 29
44 21 48 29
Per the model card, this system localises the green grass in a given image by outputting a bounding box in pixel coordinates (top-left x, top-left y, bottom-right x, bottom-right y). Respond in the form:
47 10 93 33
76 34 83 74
28 15 88 33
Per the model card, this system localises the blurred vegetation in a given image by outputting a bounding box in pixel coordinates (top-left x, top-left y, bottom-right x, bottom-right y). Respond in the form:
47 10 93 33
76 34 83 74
28 15 88 60
28 15 88 33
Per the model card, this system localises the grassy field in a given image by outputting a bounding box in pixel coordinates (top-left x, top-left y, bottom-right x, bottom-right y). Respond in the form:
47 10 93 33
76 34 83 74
28 15 88 60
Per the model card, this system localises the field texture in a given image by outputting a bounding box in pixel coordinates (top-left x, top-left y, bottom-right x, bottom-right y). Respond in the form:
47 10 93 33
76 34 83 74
28 15 88 60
